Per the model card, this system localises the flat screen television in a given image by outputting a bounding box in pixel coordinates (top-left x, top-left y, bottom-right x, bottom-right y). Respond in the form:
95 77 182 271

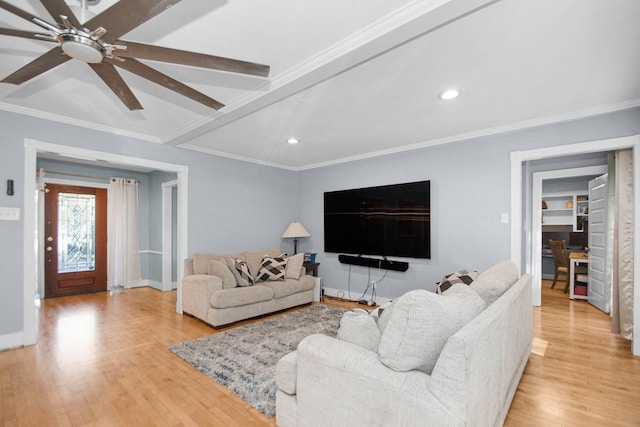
324 180 431 259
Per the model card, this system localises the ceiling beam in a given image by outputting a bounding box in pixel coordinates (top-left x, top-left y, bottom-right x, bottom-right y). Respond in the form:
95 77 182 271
163 0 502 146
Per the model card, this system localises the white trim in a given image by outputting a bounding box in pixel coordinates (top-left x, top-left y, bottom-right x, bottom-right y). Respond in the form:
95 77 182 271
162 179 178 292
139 250 163 255
41 177 110 189
296 101 640 171
0 332 24 351
510 134 640 355
22 143 37 346
183 100 640 172
22 139 189 347
633 143 640 355
180 144 299 171
0 102 162 143
531 166 608 306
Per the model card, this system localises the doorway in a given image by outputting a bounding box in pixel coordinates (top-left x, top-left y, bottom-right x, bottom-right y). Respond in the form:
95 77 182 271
44 183 107 297
509 134 640 355
22 139 189 347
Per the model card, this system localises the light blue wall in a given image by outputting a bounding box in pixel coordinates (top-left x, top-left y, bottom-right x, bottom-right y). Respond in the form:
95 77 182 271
1 106 639 341
297 108 640 300
0 110 298 339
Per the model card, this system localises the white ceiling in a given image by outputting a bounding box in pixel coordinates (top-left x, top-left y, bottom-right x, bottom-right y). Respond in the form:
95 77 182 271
1 0 639 170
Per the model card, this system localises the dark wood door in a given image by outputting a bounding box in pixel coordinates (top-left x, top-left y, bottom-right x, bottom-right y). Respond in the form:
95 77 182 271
45 183 108 297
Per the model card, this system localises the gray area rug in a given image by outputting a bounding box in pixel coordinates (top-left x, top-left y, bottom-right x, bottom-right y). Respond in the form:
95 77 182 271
169 304 345 416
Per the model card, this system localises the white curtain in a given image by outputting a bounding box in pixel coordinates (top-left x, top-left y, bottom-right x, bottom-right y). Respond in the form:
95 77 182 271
108 178 141 289
611 149 634 339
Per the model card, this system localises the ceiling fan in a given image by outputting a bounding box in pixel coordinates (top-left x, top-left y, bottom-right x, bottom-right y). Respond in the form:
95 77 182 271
0 0 270 110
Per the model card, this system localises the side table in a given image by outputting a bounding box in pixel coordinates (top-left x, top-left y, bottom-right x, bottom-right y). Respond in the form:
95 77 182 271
303 261 319 277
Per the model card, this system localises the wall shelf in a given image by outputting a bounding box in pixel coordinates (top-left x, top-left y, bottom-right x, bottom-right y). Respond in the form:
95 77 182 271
542 192 588 231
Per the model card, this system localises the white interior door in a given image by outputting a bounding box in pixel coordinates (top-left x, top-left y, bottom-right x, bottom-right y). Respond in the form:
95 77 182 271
588 174 609 313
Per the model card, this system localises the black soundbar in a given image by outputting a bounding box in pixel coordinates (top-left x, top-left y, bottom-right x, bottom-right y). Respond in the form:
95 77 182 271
338 254 409 272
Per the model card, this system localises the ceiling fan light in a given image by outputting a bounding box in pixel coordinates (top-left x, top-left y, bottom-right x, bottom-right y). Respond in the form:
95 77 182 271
60 34 104 63
287 138 300 144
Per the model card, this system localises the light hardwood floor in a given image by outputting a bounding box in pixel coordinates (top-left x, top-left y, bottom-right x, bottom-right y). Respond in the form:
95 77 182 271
1 282 639 426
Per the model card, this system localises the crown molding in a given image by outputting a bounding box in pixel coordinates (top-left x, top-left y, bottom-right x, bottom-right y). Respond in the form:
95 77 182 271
0 102 162 143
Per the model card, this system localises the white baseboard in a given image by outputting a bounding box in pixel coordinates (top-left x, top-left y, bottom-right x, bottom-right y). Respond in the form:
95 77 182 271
133 279 175 292
0 331 25 351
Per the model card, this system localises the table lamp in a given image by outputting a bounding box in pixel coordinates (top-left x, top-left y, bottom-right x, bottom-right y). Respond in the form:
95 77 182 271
281 222 310 254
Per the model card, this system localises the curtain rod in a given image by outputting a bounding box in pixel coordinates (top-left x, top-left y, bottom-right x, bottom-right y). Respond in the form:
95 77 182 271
36 169 139 183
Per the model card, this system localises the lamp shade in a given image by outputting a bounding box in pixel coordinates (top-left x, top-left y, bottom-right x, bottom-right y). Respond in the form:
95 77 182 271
281 222 311 239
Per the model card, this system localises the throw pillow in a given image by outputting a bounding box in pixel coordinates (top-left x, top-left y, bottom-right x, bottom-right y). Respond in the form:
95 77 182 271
436 269 479 294
377 288 486 374
226 258 255 287
207 259 237 289
241 247 282 280
337 309 381 352
469 259 519 305
256 255 288 282
285 253 304 279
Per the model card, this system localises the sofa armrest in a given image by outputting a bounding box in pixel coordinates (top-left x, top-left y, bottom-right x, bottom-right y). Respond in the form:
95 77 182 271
181 274 223 321
288 334 456 427
183 258 194 277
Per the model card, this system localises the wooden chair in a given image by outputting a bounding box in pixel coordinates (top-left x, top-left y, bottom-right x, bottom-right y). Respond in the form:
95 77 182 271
549 239 569 292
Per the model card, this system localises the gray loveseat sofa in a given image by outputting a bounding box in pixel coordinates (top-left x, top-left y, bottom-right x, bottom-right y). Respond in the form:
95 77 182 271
275 260 532 427
182 247 315 327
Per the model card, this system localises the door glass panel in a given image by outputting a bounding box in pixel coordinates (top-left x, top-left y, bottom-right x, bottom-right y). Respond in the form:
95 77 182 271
58 192 96 273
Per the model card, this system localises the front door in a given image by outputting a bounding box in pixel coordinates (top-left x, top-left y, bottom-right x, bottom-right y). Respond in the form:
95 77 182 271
44 183 108 297
587 174 609 313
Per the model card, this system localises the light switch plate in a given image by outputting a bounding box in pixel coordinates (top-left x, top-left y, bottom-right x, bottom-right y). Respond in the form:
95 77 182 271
501 213 509 224
0 207 20 221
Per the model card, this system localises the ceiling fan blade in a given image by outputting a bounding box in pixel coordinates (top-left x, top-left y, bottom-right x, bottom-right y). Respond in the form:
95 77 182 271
0 28 51 41
39 0 83 28
108 57 224 110
0 1 41 24
115 41 270 78
85 0 182 42
1 47 70 84
88 62 143 111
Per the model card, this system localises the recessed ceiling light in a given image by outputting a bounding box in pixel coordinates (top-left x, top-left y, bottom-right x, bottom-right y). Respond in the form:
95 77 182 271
287 138 299 144
439 88 460 100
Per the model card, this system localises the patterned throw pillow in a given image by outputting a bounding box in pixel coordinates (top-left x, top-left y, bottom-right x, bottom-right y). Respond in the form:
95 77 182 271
227 258 255 287
436 269 478 294
256 255 287 282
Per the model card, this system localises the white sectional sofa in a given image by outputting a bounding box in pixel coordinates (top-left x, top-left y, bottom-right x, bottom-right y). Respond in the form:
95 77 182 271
182 247 315 327
275 260 532 427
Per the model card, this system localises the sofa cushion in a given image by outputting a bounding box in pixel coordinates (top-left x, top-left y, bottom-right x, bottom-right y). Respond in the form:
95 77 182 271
378 288 486 374
469 260 519 305
285 253 304 280
436 269 479 294
256 255 287 282
193 253 230 275
209 285 275 309
337 309 381 352
241 247 282 280
227 258 255 287
208 260 237 289
261 276 315 299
